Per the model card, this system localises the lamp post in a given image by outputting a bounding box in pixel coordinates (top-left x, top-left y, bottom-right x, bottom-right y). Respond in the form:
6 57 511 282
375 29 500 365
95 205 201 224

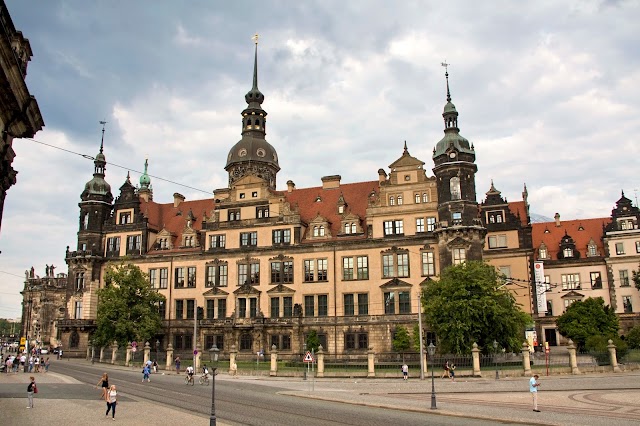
427 342 437 409
155 339 160 367
209 344 219 426
493 340 499 380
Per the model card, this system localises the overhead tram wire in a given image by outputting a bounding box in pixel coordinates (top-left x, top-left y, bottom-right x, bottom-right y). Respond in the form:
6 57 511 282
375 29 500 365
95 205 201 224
24 137 212 195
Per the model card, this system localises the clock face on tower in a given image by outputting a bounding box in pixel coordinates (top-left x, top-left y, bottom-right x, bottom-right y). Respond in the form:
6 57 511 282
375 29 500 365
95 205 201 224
449 152 456 159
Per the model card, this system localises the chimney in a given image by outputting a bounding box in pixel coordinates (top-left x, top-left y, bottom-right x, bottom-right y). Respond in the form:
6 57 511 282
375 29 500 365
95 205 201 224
554 212 561 227
286 180 295 193
321 175 341 190
173 192 185 208
378 169 387 183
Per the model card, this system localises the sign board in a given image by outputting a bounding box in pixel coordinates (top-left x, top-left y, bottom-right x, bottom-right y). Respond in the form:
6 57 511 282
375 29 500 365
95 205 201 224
132 341 138 348
533 261 547 313
132 346 137 353
193 350 198 355
303 351 314 363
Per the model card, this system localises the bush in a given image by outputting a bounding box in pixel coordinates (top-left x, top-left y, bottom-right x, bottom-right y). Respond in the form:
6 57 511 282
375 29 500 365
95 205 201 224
585 335 628 364
625 326 640 349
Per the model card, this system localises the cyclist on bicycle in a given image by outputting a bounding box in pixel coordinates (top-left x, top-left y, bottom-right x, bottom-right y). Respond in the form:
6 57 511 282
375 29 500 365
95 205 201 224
186 365 195 383
202 365 209 379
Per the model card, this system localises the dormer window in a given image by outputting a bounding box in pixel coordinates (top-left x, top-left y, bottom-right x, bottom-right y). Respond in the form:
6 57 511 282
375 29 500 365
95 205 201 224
539 246 548 260
119 212 131 225
587 242 598 257
338 205 344 214
313 225 326 237
563 247 573 258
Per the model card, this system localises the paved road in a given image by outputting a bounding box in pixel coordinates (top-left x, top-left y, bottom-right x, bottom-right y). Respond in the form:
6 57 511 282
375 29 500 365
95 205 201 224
49 361 517 425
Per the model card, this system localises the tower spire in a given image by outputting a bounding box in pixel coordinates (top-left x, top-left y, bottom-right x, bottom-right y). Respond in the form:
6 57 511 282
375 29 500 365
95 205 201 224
441 61 451 102
252 33 259 91
99 120 107 153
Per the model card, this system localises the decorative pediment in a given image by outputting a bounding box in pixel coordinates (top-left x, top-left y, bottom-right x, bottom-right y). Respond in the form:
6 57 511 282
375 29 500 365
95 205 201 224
419 276 434 286
269 254 294 262
203 287 229 297
205 258 226 266
267 284 295 294
379 277 412 289
236 256 259 265
446 236 472 249
234 282 261 295
381 246 408 254
561 290 584 299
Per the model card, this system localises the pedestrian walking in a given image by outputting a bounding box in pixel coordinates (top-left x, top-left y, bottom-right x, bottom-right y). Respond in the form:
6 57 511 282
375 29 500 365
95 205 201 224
97 373 109 400
19 354 26 371
44 357 50 373
5 356 12 374
401 363 409 380
152 360 158 373
105 384 117 420
26 376 37 408
142 364 151 382
28 356 34 373
450 363 456 382
441 360 450 379
175 356 181 374
530 374 541 412
34 356 40 373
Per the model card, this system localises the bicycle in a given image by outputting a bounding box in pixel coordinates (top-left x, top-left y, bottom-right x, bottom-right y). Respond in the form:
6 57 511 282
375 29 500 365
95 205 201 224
199 373 210 386
184 374 194 386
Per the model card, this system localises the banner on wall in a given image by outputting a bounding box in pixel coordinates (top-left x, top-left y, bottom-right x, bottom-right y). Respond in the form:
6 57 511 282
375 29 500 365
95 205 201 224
534 261 547 313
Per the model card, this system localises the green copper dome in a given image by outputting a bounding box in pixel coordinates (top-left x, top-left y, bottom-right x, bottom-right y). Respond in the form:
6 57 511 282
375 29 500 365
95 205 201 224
140 158 151 189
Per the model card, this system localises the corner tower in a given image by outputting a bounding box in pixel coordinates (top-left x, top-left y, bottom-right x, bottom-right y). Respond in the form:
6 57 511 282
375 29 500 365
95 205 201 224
432 67 486 269
225 35 280 189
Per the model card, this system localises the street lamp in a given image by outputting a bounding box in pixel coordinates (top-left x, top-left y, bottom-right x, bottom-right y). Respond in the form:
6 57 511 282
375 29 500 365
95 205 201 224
493 340 499 380
209 344 220 426
427 342 437 409
155 339 160 366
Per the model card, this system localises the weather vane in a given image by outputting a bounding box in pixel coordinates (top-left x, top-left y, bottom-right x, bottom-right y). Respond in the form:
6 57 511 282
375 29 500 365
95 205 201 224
441 61 449 72
252 33 259 45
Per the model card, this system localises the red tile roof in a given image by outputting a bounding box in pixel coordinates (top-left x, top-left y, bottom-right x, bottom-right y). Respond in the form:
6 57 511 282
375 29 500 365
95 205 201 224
532 217 610 260
140 198 214 242
508 201 529 226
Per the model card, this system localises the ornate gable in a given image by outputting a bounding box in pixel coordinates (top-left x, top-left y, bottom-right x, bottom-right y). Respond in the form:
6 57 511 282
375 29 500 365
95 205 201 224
379 277 412 289
307 213 332 239
203 287 229 297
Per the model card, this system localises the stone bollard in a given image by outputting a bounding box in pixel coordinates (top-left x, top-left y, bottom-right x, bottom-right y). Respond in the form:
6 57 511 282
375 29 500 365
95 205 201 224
143 341 151 365
165 344 174 370
567 339 580 374
229 344 238 376
471 342 482 377
125 342 133 367
521 342 531 376
100 347 105 362
270 344 278 377
608 339 621 373
110 341 118 365
317 345 325 378
367 347 375 378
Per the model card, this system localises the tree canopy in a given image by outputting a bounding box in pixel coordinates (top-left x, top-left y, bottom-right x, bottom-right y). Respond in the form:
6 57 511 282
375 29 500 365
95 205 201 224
555 297 619 350
305 329 320 352
393 325 411 353
632 262 640 291
422 260 530 355
93 263 166 347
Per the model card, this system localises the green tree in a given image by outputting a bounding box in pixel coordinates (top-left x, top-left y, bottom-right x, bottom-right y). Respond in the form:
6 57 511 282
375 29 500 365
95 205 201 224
555 297 619 351
626 325 640 349
393 325 411 360
632 262 640 290
305 330 320 352
412 323 421 352
422 261 530 355
93 263 166 347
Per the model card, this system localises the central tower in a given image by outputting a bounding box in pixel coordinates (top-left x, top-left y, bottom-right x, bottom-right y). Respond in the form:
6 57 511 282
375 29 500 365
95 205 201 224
225 35 280 189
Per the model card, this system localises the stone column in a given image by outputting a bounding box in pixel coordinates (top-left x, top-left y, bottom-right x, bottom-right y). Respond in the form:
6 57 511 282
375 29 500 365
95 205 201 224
229 344 238 376
422 350 428 376
471 342 481 377
270 344 278 377
143 341 151 365
521 342 531 376
125 342 133 367
99 347 105 362
608 339 621 373
317 345 325 378
110 341 118 365
567 339 580 375
165 343 174 370
367 347 375 378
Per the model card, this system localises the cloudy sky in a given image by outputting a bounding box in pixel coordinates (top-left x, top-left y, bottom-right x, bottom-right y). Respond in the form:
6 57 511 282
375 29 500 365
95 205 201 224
0 0 638 320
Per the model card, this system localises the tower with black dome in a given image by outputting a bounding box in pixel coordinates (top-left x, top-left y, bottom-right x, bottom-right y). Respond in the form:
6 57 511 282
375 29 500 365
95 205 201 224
432 67 486 269
225 35 280 189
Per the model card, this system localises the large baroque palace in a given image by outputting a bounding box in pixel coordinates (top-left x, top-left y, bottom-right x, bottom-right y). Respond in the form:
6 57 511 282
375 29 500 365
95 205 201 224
21 41 640 358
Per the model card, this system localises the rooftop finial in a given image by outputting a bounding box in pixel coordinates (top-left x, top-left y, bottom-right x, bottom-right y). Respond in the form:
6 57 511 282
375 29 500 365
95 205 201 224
441 61 451 102
403 140 408 154
251 33 259 90
99 120 107 153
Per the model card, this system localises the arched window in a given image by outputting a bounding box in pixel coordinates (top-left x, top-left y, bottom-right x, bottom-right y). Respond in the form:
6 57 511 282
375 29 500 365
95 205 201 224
422 193 429 203
319 226 325 236
313 226 319 237
350 223 356 233
255 119 260 126
563 247 573 258
345 223 351 234
389 196 395 206
247 119 252 126
397 195 403 205
415 194 420 203
450 177 461 200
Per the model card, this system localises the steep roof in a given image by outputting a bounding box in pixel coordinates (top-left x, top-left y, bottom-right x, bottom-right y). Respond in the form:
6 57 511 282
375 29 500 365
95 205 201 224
508 201 529 226
140 198 214 236
532 217 609 260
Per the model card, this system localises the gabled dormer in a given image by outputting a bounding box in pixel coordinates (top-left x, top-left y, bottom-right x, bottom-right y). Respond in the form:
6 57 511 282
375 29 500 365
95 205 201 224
339 212 363 236
153 228 175 251
537 242 549 260
557 231 579 260
606 191 640 232
586 238 599 257
307 213 332 239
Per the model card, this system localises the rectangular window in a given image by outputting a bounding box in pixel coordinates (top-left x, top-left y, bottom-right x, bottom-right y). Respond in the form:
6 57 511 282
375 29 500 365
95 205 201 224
384 292 395 314
318 259 328 281
304 295 315 317
383 220 404 236
342 257 354 280
636 241 640 253
345 333 368 350
382 254 394 278
159 268 168 289
397 253 409 277
358 293 369 315
452 248 466 265
158 300 166 319
126 235 141 251
270 297 280 318
149 269 157 288
240 232 258 247
426 217 436 232
209 234 226 249
488 234 508 249
452 212 462 225
272 229 291 245
304 260 315 282
175 267 185 288
421 252 435 276
356 256 369 280
416 218 425 233
283 296 293 317
623 296 633 313
620 270 630 287
318 295 328 316
119 212 131 225
282 334 291 350
344 294 354 316
561 274 581 290
217 299 227 319
74 301 82 319
238 263 260 285
175 300 184 319
256 206 269 218
270 261 293 284
206 299 215 319
238 298 246 318
249 298 257 318
106 237 121 253
228 209 240 221
616 242 625 255
399 291 411 314
187 267 196 287
75 272 85 291
186 299 195 319
590 272 602 289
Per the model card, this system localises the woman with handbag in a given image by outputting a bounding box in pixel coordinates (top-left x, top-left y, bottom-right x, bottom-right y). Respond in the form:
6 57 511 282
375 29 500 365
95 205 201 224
105 384 117 420
27 376 37 408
